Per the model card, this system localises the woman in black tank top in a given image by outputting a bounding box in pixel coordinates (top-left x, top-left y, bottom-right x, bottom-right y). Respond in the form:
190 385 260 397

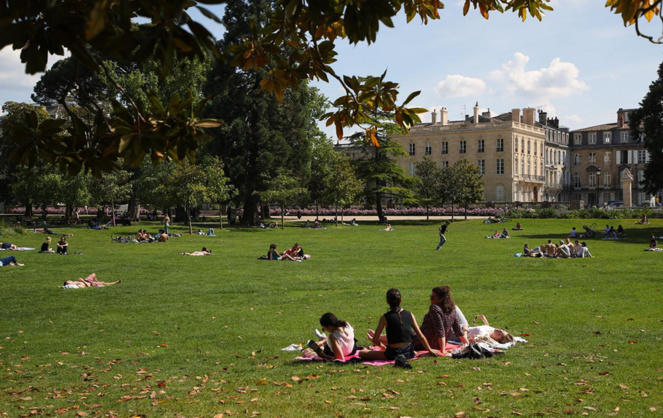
359 288 442 361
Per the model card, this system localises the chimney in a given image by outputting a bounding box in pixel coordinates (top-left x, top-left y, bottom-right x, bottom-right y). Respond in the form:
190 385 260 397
473 102 479 124
440 107 448 126
512 108 521 123
482 108 492 118
431 110 437 125
617 108 626 128
523 107 535 125
538 110 548 125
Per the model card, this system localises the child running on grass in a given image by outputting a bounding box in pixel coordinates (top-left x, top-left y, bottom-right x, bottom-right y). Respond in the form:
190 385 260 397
307 313 358 361
359 288 442 368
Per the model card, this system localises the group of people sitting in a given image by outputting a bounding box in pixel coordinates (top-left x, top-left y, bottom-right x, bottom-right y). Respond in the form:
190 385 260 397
523 238 592 258
113 229 170 244
39 236 71 254
486 228 510 239
603 224 625 239
303 286 516 366
266 243 310 261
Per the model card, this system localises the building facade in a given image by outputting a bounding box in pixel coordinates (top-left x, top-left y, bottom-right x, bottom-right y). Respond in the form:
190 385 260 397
391 103 547 203
569 108 649 206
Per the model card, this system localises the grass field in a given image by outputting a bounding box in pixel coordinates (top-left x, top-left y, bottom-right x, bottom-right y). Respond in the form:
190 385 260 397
1 218 662 417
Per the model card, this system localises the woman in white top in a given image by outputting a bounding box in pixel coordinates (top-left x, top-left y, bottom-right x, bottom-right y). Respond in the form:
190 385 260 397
309 313 357 361
466 314 514 344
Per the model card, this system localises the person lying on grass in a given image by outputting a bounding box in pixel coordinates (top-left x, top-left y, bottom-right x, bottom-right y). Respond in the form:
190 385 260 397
1 242 18 250
466 314 514 344
368 286 468 356
0 255 24 266
182 247 212 256
307 313 358 361
359 288 442 365
63 273 121 288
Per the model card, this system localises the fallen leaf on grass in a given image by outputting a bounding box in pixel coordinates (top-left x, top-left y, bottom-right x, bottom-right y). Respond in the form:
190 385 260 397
291 376 301 382
619 384 628 389
628 340 637 344
583 407 597 411
599 371 610 375
256 378 267 386
521 333 531 337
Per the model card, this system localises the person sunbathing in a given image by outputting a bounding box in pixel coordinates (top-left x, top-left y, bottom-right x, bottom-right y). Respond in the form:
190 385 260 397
62 273 121 288
0 255 24 266
545 240 557 257
182 247 212 256
512 222 523 230
637 214 649 224
466 314 514 344
500 228 510 238
1 242 18 250
56 236 69 254
486 230 501 239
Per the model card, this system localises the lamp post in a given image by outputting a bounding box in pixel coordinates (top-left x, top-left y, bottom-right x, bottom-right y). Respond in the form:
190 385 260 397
596 167 602 207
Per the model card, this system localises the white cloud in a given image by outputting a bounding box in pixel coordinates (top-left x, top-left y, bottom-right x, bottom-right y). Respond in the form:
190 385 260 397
435 74 487 98
564 114 583 125
0 48 41 90
491 52 588 101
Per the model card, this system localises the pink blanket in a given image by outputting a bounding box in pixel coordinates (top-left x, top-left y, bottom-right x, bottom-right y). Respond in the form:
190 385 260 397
295 343 461 365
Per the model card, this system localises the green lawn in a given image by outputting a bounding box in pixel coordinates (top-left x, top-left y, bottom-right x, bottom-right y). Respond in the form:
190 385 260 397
1 219 661 417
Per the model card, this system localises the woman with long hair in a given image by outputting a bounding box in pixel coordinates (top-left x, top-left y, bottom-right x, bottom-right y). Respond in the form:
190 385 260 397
412 286 468 354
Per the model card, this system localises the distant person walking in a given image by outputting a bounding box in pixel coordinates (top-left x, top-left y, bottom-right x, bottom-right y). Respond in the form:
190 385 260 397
436 221 450 250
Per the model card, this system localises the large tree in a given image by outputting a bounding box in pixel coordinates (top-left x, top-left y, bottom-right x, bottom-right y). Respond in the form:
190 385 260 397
7 0 642 174
350 126 415 223
204 0 319 226
414 157 440 220
630 61 663 194
453 159 484 220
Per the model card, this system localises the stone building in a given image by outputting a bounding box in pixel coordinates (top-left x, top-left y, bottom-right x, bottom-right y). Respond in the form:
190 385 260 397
390 103 547 202
569 108 649 206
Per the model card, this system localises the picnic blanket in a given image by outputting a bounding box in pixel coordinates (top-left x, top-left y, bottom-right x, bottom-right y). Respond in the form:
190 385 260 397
0 247 35 251
294 343 462 365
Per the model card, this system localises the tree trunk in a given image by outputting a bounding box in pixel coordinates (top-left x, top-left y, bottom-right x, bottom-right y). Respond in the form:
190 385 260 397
375 190 384 223
341 205 344 224
464 202 468 220
174 206 185 223
127 192 137 223
335 203 338 227
426 205 430 221
218 204 223 229
315 200 319 221
280 201 285 230
24 201 33 218
240 194 259 226
187 202 193 234
111 198 116 227
451 202 455 221
65 204 72 224
41 204 48 222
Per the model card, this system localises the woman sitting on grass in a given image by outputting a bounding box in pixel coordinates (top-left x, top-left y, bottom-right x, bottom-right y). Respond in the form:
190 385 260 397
40 237 54 253
360 288 442 367
306 313 358 361
63 273 121 288
182 247 212 256
267 244 299 261
512 222 523 230
411 286 468 354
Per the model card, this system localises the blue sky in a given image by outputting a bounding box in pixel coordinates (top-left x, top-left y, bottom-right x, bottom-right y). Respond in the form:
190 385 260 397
1 1 661 135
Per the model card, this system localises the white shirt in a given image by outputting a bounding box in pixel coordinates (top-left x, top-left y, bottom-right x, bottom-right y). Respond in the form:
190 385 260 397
467 325 495 340
327 324 355 357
